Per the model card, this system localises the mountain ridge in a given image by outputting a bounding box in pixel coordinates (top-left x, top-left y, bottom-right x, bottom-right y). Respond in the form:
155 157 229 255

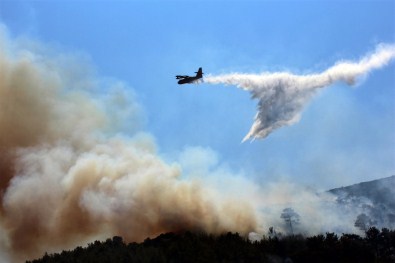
328 175 395 230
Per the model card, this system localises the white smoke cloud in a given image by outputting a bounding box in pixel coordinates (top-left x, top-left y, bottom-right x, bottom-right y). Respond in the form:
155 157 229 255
205 44 395 141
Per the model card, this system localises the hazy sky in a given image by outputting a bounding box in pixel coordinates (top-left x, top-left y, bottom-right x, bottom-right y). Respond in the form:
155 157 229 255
1 0 394 190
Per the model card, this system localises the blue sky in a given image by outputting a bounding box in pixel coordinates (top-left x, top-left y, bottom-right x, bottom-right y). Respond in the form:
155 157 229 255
1 0 394 190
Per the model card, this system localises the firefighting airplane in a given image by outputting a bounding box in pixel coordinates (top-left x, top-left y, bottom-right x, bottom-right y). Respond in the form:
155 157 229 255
176 67 203 84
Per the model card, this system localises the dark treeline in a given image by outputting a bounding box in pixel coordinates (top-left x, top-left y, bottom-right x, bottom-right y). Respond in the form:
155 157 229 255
28 227 395 263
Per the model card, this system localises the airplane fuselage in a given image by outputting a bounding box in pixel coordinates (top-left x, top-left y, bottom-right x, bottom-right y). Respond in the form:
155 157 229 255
177 76 200 84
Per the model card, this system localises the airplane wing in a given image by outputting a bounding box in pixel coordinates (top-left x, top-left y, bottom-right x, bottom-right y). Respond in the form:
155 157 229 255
176 75 189 79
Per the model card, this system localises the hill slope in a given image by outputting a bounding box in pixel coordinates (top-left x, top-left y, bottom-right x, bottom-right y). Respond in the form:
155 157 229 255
328 175 395 230
27 230 395 263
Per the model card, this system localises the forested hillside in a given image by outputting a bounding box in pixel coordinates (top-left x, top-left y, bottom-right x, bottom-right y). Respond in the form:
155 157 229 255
28 227 395 263
329 175 395 230
329 175 395 209
28 176 395 263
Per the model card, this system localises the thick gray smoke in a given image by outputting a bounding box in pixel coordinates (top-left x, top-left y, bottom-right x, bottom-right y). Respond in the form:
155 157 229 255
0 29 257 262
205 44 395 141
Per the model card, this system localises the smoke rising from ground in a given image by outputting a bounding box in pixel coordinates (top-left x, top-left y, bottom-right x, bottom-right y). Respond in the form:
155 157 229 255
0 29 257 262
205 44 395 141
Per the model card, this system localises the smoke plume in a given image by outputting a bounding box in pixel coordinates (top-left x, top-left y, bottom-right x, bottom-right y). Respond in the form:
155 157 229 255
205 44 395 141
0 29 257 262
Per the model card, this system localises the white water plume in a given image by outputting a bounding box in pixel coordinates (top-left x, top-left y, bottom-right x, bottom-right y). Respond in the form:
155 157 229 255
205 44 395 142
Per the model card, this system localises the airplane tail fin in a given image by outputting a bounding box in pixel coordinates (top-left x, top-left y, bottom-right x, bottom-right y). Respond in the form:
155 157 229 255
195 67 203 78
